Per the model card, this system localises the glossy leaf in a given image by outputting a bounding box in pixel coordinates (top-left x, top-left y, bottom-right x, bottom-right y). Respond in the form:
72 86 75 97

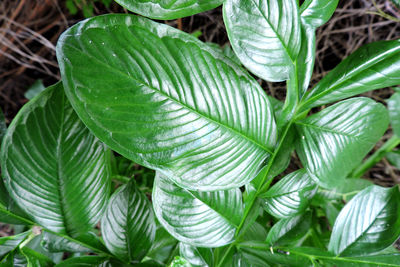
179 243 213 267
223 0 301 82
0 82 110 237
57 14 277 191
387 92 400 137
329 185 400 256
0 231 29 257
101 179 156 263
261 169 316 218
302 40 400 109
153 172 243 247
295 98 389 188
41 232 91 253
266 212 312 246
317 178 373 201
114 0 223 20
300 0 339 28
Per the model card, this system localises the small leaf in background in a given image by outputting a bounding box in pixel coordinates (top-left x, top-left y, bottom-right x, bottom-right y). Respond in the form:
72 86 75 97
24 79 46 100
153 172 243 247
261 169 316 218
57 14 277 191
179 243 213 267
0 107 6 144
329 185 400 256
387 91 400 137
0 82 111 237
300 0 339 28
0 231 29 257
223 0 301 82
146 226 178 264
386 150 400 169
169 256 191 267
266 212 312 246
302 40 400 109
295 98 389 188
101 179 156 263
391 0 400 8
114 0 223 20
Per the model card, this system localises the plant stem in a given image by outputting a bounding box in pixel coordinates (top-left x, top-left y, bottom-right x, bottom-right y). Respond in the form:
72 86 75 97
352 135 400 178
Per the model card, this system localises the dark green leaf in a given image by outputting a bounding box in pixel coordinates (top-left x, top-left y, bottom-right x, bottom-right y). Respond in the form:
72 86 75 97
302 40 400 109
0 82 111 237
261 169 316 218
57 14 277 191
179 243 213 267
41 231 91 253
295 98 388 188
55 256 111 267
223 0 301 82
114 0 223 20
147 226 178 264
0 205 33 225
300 0 339 28
153 172 243 247
101 179 156 263
386 151 400 169
266 212 312 246
241 221 268 242
387 92 400 137
0 231 29 257
24 80 46 100
328 185 400 256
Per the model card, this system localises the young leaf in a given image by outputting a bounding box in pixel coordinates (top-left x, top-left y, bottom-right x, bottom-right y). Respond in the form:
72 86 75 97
169 256 191 267
300 0 339 28
266 212 312 246
387 91 400 137
295 98 389 188
0 82 110 237
24 80 46 100
0 231 29 257
179 243 213 267
153 172 243 247
101 179 156 263
223 0 301 82
114 0 223 20
301 40 400 109
386 150 400 169
328 185 400 256
261 169 316 218
57 14 277 191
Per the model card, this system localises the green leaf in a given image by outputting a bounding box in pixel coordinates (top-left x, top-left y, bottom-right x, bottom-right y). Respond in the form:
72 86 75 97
302 40 400 109
300 0 339 28
179 243 213 267
295 98 389 188
19 247 53 267
0 231 29 257
391 0 400 8
317 178 373 201
266 212 312 246
223 0 301 82
101 179 156 263
114 0 223 20
24 80 46 100
386 151 400 169
41 232 92 253
153 172 243 247
57 14 277 191
387 92 400 137
261 169 316 218
0 82 111 237
55 256 111 267
147 226 178 264
328 185 400 256
169 256 191 267
0 206 33 225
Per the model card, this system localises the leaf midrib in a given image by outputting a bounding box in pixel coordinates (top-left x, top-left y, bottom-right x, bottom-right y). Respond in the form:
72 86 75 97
63 41 274 154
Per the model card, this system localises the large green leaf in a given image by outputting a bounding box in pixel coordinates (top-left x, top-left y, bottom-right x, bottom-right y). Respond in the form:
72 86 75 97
300 0 339 28
328 185 400 256
179 243 213 267
0 82 110 237
387 91 400 137
101 179 156 263
223 0 301 82
301 40 400 109
114 0 223 20
266 212 312 246
295 98 388 188
153 172 243 247
261 169 316 218
57 14 277 191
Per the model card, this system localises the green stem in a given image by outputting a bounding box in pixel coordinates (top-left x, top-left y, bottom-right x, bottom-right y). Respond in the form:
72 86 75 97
352 135 400 178
111 175 131 183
